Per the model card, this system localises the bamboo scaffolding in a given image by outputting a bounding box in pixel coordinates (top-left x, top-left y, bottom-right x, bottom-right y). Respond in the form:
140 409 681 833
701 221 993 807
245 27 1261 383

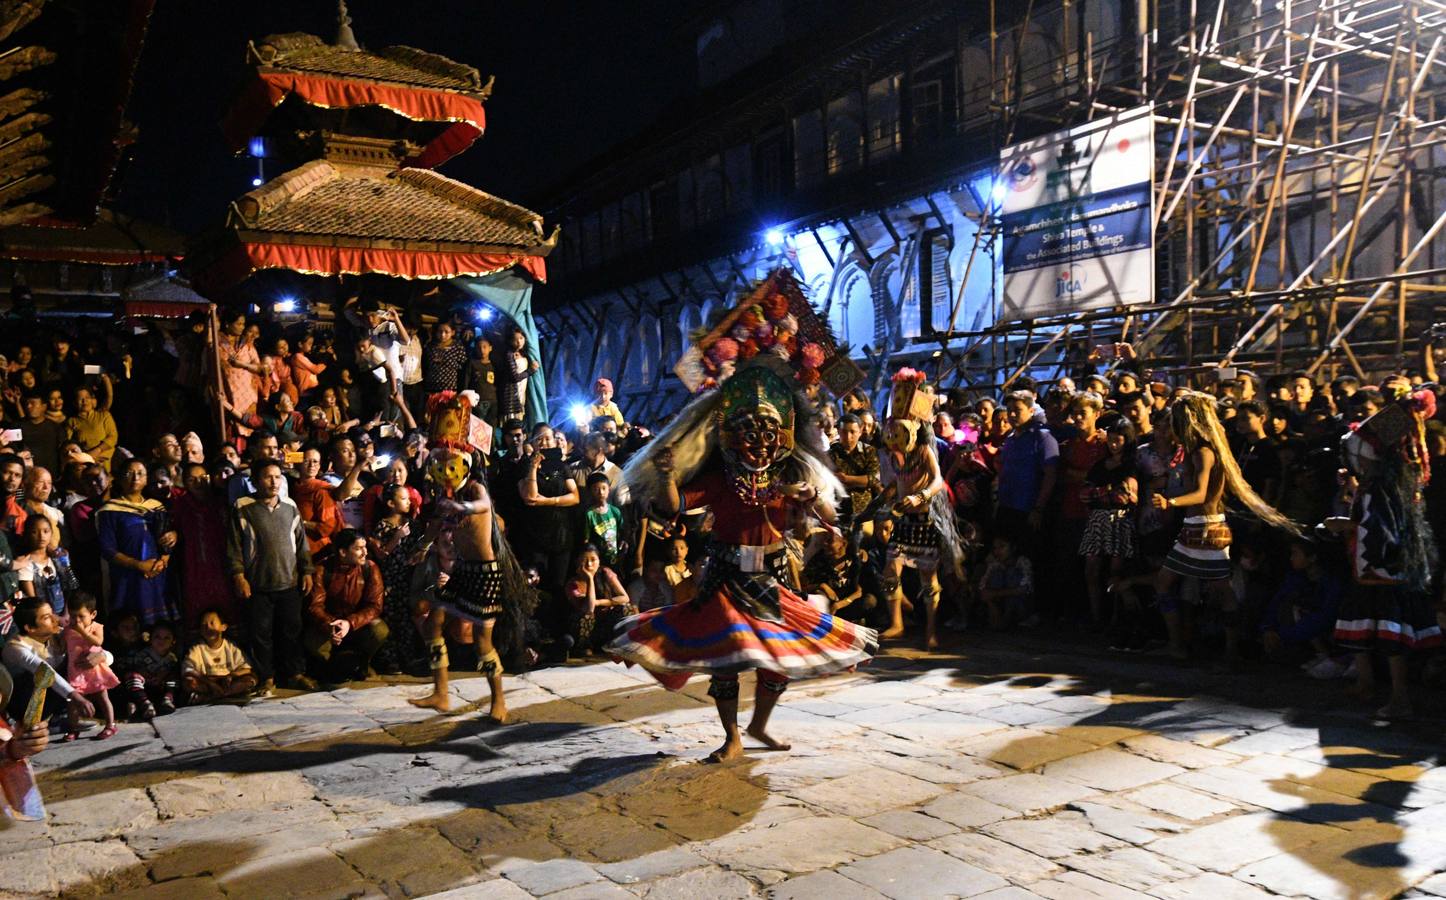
939 0 1446 385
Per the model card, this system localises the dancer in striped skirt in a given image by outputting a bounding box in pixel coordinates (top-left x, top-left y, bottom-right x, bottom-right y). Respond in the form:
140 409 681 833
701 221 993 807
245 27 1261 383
1328 390 1440 719
608 360 877 763
1149 392 1297 661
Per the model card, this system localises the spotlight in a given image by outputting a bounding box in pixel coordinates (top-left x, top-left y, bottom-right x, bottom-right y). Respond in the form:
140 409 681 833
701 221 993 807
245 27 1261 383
274 298 297 313
474 306 494 322
251 177 264 187
990 180 1008 204
570 403 591 427
765 228 786 248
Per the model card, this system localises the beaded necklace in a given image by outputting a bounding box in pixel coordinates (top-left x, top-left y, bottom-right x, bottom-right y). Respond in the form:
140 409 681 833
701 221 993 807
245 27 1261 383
728 468 781 507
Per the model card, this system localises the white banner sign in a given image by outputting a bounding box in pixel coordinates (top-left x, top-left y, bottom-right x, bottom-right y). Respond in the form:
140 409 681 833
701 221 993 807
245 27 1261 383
998 106 1154 321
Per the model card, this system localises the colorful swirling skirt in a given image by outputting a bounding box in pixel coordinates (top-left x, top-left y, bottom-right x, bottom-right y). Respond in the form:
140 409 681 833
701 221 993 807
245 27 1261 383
606 585 878 691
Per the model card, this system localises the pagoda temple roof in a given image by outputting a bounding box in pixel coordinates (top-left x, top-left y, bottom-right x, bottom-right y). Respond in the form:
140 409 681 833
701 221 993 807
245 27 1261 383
250 32 493 100
224 29 494 169
190 160 556 293
229 160 551 252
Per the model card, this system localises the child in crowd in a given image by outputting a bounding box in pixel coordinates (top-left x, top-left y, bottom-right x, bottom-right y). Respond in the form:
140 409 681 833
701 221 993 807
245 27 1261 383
589 378 625 427
581 472 625 569
14 516 76 617
627 559 674 612
1079 417 1139 627
1231 541 1278 633
121 620 180 720
290 332 327 400
105 611 143 664
566 544 633 655
853 514 897 631
802 528 873 621
183 610 257 704
662 536 694 602
368 483 428 675
1260 539 1344 676
369 483 412 553
62 593 118 740
978 534 1035 629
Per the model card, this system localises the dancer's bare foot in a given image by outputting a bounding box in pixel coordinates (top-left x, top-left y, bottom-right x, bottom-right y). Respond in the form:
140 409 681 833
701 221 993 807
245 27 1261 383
487 700 509 724
409 691 452 712
879 626 905 640
706 737 745 763
745 725 791 751
924 634 940 652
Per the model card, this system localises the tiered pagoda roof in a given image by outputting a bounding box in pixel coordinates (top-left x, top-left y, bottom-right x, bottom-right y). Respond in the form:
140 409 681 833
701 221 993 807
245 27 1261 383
233 161 544 250
223 22 491 170
193 5 554 295
249 32 492 96
193 159 554 292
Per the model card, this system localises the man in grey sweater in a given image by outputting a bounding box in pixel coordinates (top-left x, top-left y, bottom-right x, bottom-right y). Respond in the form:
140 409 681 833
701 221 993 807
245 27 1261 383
228 461 315 694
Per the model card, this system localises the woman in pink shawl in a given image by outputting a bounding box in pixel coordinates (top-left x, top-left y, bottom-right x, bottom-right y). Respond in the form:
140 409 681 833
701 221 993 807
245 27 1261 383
220 311 264 446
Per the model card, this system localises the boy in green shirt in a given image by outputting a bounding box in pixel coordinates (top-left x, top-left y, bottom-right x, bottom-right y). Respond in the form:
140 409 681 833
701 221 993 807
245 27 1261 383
581 471 624 568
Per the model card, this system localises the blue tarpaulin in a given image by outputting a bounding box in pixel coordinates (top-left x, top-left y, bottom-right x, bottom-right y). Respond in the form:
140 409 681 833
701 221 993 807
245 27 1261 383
451 271 548 428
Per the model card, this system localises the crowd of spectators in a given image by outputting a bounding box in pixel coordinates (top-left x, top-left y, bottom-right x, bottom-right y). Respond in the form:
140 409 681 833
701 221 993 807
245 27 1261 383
2 298 1443 774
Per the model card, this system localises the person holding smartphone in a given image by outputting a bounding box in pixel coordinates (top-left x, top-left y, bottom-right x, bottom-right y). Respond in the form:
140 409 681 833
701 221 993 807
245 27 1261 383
518 424 579 629
64 386 117 471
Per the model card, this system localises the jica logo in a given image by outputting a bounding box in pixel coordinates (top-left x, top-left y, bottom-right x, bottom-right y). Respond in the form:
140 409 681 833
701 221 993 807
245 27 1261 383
1055 267 1085 297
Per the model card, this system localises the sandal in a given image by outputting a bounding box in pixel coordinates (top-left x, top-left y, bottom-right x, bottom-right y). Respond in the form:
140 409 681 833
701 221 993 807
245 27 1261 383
63 732 80 742
95 725 119 740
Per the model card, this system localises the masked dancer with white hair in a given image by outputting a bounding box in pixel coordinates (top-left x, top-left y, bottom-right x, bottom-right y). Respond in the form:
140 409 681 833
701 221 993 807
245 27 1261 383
608 357 877 763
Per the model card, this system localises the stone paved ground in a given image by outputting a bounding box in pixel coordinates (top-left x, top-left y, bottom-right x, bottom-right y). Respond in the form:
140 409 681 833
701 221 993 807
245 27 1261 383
3 638 1445 899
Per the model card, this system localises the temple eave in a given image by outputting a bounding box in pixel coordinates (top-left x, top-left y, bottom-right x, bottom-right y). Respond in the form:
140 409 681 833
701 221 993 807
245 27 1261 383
229 229 554 258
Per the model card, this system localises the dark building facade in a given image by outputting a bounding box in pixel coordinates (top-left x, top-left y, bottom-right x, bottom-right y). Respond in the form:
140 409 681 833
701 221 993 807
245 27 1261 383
536 0 1446 423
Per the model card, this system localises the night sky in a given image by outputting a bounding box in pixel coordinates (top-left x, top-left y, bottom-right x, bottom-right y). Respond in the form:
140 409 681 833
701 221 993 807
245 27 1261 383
114 0 695 234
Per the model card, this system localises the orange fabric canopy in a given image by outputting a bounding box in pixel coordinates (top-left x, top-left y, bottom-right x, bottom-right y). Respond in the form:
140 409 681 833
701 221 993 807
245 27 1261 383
193 240 546 294
223 71 486 169
124 300 209 318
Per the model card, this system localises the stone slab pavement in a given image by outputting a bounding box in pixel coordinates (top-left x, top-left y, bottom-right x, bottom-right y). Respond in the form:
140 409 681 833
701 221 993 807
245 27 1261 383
3 638 1445 899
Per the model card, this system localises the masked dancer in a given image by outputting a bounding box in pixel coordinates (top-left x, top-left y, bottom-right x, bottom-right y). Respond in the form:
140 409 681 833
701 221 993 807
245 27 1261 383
408 392 536 722
877 370 965 649
608 357 877 762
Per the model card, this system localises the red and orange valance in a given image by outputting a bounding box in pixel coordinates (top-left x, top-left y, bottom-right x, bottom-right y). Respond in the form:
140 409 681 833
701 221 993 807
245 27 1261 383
222 71 486 169
193 240 546 294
